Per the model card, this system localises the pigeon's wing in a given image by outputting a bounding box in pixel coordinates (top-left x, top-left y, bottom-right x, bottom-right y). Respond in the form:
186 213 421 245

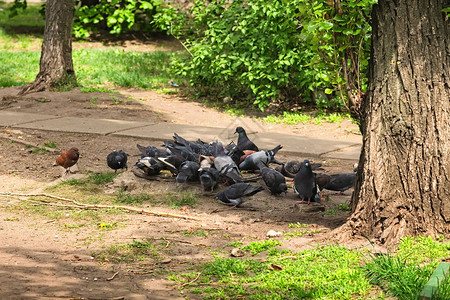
315 173 331 190
325 173 356 191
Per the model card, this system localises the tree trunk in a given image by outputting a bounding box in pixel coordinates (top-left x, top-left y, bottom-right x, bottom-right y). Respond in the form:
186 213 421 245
339 0 450 246
20 0 75 94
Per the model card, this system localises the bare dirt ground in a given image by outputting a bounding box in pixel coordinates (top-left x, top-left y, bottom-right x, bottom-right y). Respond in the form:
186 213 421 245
0 60 363 300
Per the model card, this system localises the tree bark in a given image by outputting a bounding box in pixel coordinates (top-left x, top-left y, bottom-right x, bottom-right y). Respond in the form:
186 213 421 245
338 0 450 246
20 0 76 95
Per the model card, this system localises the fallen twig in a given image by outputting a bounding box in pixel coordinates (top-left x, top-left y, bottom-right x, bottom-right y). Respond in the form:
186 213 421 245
0 192 201 221
106 271 119 281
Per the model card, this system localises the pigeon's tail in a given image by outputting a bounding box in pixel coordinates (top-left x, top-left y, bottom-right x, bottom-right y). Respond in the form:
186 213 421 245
271 145 283 155
157 157 178 174
136 144 146 156
244 185 264 197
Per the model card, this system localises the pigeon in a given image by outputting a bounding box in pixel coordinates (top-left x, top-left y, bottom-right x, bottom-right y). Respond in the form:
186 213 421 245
176 161 200 183
315 173 356 194
56 147 80 175
216 183 264 207
199 155 214 171
260 166 287 195
136 144 169 158
293 159 318 204
213 144 243 184
135 157 163 176
235 126 259 151
157 155 185 174
199 167 220 192
239 150 256 163
225 142 245 165
163 141 199 162
239 145 283 171
276 160 323 178
107 150 128 172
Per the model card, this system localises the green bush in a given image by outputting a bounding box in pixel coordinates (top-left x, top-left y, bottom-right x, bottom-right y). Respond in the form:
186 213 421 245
73 0 187 38
171 0 375 111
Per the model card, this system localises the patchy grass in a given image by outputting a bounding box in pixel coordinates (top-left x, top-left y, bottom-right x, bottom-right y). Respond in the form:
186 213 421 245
114 190 152 205
172 244 372 299
162 192 198 208
170 236 450 299
92 239 160 263
263 111 348 126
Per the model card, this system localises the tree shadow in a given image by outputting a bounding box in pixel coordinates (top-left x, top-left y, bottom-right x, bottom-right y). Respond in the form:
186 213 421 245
0 245 180 299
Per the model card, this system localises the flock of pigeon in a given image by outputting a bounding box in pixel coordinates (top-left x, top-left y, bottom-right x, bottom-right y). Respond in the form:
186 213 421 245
56 127 356 207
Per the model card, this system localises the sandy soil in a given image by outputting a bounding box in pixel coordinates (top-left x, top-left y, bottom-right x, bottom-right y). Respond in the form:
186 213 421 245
0 85 363 299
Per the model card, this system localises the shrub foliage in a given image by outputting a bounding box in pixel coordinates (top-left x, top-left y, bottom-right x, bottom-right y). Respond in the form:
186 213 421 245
172 0 376 111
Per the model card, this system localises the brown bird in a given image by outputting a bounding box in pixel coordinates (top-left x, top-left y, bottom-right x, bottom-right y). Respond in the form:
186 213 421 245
56 147 80 175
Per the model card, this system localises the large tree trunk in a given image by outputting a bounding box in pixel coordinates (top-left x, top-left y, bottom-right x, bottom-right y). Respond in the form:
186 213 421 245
20 0 75 94
339 0 450 246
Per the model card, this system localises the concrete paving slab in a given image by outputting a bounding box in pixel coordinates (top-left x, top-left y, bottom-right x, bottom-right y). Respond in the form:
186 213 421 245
113 123 359 158
0 111 59 126
15 117 151 135
321 144 361 160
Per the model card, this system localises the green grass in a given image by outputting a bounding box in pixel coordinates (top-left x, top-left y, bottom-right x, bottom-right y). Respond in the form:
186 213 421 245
173 244 372 299
240 240 282 255
363 236 450 300
114 191 151 205
263 111 348 126
43 141 57 148
0 49 183 89
0 3 44 51
92 239 160 263
163 192 198 208
171 236 450 299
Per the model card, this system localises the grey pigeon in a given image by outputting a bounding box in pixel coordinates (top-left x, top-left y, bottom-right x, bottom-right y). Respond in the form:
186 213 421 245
235 127 259 151
176 161 200 183
213 144 243 184
107 150 128 172
293 159 318 204
135 157 163 176
216 183 264 207
136 144 169 158
260 166 287 195
239 145 283 171
199 167 220 192
276 160 323 178
315 173 356 194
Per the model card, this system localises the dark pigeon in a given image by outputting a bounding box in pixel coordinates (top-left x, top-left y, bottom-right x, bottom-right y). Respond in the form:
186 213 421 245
136 144 169 158
276 160 323 178
157 155 185 174
199 167 220 192
107 150 128 172
176 161 200 183
163 141 199 162
239 145 283 171
213 144 243 184
260 166 287 195
235 126 259 151
225 142 245 165
216 183 264 207
135 157 163 176
293 159 318 204
315 173 356 194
